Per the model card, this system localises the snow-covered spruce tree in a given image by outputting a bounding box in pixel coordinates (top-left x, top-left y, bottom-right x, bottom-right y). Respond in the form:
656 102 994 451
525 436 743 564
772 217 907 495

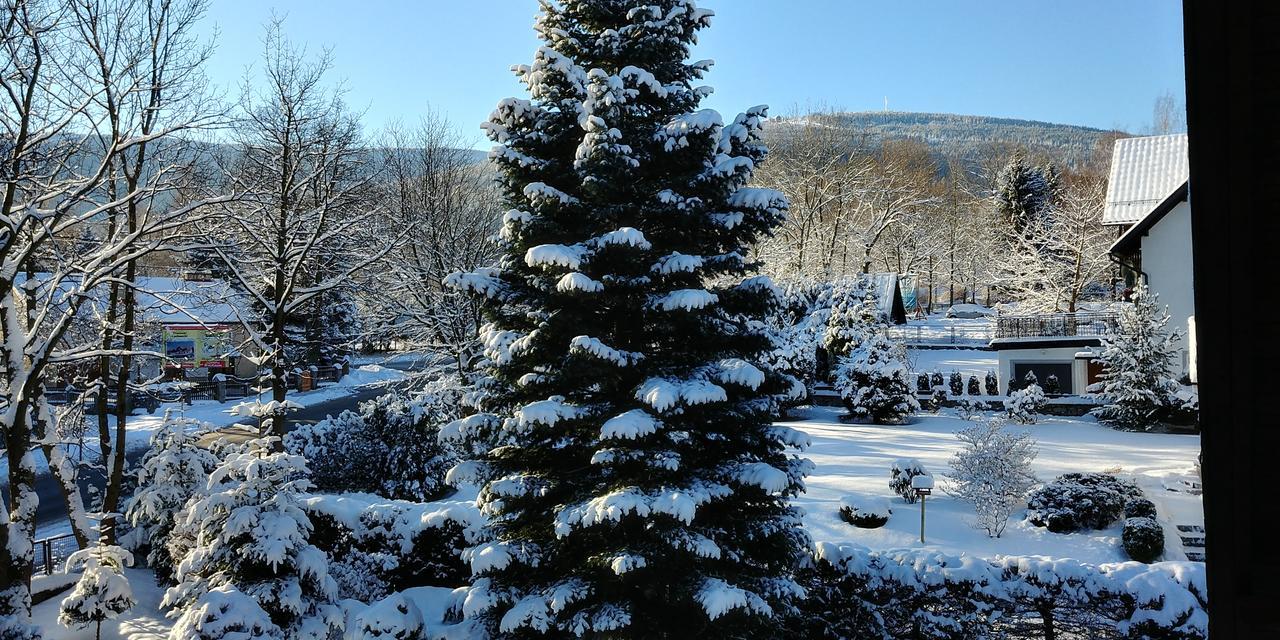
163 438 341 638
831 303 919 424
1093 285 1181 431
444 2 811 636
947 417 1038 537
822 284 878 361
59 545 136 640
124 413 220 583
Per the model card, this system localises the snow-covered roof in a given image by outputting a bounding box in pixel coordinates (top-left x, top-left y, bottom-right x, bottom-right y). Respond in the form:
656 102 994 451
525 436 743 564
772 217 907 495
15 273 248 326
1102 133 1188 225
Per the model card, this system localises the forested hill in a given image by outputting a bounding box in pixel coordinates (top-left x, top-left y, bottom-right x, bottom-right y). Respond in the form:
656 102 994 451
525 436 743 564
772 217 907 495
770 111 1125 170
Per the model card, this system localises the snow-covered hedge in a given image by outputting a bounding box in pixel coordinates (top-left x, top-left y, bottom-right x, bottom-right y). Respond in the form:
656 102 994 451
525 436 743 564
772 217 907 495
301 492 484 602
1004 383 1045 424
794 542 1207 640
1027 473 1144 533
838 494 891 529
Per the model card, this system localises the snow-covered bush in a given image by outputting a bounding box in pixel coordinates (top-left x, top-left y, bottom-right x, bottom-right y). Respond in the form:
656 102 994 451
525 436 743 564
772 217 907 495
124 412 219 583
823 286 879 359
833 324 919 424
931 370 945 390
301 492 483 601
285 379 462 501
985 370 999 396
349 593 425 640
1044 373 1061 395
1027 473 1144 533
1093 285 1183 431
955 397 983 421
929 386 948 413
795 543 1208 640
948 417 1038 538
163 438 342 638
761 279 827 397
917 373 931 394
1004 383 1045 424
890 459 932 504
169 584 282 640
1124 497 1158 519
1123 517 1165 563
838 494 891 528
58 545 135 637
949 371 964 396
967 375 981 396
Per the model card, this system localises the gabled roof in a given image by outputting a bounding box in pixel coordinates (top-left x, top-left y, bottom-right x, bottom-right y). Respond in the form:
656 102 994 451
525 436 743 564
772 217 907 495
1103 133 1188 225
1109 181 1189 255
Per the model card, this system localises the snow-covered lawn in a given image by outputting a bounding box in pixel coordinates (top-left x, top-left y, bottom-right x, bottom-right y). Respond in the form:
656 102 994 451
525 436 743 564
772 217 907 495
31 567 169 640
785 405 1202 565
905 347 997 378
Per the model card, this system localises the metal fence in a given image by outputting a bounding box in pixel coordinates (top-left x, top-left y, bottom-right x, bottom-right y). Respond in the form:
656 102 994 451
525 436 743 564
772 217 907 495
33 518 120 576
886 324 994 345
994 312 1120 340
40 362 349 409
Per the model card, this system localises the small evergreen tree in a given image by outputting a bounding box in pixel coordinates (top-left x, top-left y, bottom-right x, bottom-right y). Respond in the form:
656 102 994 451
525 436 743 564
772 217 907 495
948 418 1038 537
443 1 810 635
833 306 919 423
1093 285 1181 430
59 544 135 640
823 286 879 359
124 412 220 583
163 438 341 638
967 375 981 396
984 370 999 396
948 371 964 396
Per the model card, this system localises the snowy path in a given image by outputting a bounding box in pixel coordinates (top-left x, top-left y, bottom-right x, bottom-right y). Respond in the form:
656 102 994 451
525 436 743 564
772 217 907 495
783 405 1201 564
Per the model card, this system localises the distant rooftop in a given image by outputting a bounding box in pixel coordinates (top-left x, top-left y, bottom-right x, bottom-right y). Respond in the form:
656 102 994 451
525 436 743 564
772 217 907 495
1103 133 1188 225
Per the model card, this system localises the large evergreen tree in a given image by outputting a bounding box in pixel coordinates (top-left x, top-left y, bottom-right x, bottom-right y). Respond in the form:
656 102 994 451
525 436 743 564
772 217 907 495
446 1 811 636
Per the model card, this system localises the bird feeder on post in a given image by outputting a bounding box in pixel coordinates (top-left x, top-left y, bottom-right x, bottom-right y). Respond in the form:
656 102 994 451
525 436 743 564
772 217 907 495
912 474 934 544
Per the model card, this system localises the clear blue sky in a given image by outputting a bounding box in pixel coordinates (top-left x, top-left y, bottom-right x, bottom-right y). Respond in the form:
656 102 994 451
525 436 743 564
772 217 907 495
198 1 1185 148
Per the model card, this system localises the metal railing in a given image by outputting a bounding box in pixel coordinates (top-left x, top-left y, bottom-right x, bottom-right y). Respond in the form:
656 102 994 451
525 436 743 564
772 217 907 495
994 312 1120 340
33 518 119 576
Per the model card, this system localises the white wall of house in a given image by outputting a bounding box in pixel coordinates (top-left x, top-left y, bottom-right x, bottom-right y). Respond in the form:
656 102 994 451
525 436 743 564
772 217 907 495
997 345 1090 395
1141 201 1196 377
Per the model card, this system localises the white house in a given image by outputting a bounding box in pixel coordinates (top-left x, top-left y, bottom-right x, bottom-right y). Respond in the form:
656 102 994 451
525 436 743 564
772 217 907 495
987 133 1195 394
1103 133 1196 380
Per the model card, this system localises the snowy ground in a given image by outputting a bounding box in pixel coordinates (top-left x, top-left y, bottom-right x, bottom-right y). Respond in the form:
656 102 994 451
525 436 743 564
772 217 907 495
1 365 409 488
905 347 997 378
784 405 1202 565
23 402 1202 638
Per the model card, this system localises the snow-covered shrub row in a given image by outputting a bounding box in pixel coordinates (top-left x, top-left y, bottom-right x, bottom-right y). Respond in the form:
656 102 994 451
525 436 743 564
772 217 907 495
284 378 463 501
838 494 891 529
1027 473 1145 533
1123 517 1165 564
792 542 1207 640
889 459 932 504
301 492 484 601
1004 383 1045 424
